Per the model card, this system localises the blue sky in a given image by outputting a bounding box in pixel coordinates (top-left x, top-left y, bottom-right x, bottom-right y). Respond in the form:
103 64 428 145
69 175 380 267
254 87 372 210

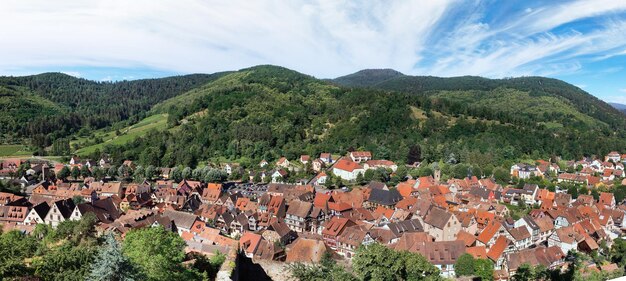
1 0 626 103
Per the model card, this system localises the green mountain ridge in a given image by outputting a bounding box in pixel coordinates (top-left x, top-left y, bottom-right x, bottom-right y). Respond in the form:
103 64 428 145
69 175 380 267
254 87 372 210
332 69 626 130
72 65 626 169
0 72 227 146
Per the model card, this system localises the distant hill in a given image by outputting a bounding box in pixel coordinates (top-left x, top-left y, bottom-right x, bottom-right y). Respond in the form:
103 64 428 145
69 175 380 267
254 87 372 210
0 72 228 146
332 69 404 87
610 102 626 114
332 71 626 130
75 65 626 169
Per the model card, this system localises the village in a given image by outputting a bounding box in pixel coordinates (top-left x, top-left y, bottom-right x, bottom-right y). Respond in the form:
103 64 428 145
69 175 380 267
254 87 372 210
1 150 626 280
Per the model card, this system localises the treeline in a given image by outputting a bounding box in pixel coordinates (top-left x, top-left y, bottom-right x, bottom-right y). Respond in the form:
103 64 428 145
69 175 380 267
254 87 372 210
0 215 225 280
335 72 626 130
0 72 227 146
85 66 626 169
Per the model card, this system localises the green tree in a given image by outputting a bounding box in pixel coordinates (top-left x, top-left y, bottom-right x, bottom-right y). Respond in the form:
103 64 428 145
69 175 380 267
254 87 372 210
144 165 157 181
170 167 182 182
0 230 38 278
252 172 261 183
81 165 92 178
71 166 81 180
123 226 199 281
512 263 534 281
455 253 475 276
72 195 86 205
181 167 192 180
352 243 441 281
58 166 71 181
474 258 494 281
87 233 139 281
34 243 97 281
494 167 510 183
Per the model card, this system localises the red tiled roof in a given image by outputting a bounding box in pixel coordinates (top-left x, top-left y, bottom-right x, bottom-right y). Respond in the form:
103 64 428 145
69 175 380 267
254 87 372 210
467 246 488 259
487 236 509 261
333 159 363 172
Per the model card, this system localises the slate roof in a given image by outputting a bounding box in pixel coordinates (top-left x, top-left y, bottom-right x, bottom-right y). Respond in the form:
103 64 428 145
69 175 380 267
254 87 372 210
385 218 424 237
368 188 402 206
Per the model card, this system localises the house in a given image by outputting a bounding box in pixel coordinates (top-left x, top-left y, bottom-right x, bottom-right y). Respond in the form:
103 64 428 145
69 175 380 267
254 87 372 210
300 155 310 165
521 184 539 205
507 247 565 276
510 163 542 179
349 151 372 163
363 160 398 172
487 236 512 270
422 206 461 241
321 217 356 249
332 158 364 181
557 173 588 185
23 202 50 225
309 172 328 186
319 153 334 164
606 151 622 163
310 159 324 172
508 226 532 249
163 209 199 235
366 188 403 209
271 169 288 183
276 157 290 168
599 192 616 208
224 164 233 175
405 240 466 278
285 238 330 263
90 181 123 198
285 200 313 233
70 198 121 224
514 216 540 243
548 226 582 254
44 199 76 227
477 220 509 247
0 205 28 225
336 225 374 258
384 219 424 242
239 232 263 258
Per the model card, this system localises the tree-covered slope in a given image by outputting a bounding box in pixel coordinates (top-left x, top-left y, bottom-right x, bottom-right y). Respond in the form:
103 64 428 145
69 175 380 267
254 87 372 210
85 65 626 169
0 72 228 146
610 103 626 114
332 70 626 130
0 84 64 135
331 69 404 87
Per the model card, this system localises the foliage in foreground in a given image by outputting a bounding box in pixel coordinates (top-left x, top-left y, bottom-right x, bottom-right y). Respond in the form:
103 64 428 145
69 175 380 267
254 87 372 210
290 243 441 281
0 215 224 281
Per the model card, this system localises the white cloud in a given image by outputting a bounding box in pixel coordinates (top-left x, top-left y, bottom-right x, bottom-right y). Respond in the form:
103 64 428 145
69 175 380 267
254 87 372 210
620 88 626 93
606 95 626 104
0 0 456 78
0 0 625 80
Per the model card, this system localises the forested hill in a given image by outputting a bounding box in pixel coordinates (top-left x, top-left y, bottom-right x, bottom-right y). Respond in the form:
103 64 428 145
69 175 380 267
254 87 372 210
85 65 626 169
0 72 228 146
610 103 626 114
332 70 626 130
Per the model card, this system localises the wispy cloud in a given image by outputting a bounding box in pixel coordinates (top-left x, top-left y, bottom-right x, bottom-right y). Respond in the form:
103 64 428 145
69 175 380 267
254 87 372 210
0 0 625 83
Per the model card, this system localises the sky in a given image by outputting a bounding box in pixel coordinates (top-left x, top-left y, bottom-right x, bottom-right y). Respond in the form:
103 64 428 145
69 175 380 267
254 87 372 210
1 0 626 103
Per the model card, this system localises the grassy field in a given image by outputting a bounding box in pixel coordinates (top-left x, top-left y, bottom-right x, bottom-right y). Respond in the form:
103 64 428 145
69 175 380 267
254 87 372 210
73 114 169 155
0 144 33 157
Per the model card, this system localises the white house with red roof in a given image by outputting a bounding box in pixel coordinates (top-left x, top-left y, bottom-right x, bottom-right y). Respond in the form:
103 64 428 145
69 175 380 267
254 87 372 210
333 159 365 181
